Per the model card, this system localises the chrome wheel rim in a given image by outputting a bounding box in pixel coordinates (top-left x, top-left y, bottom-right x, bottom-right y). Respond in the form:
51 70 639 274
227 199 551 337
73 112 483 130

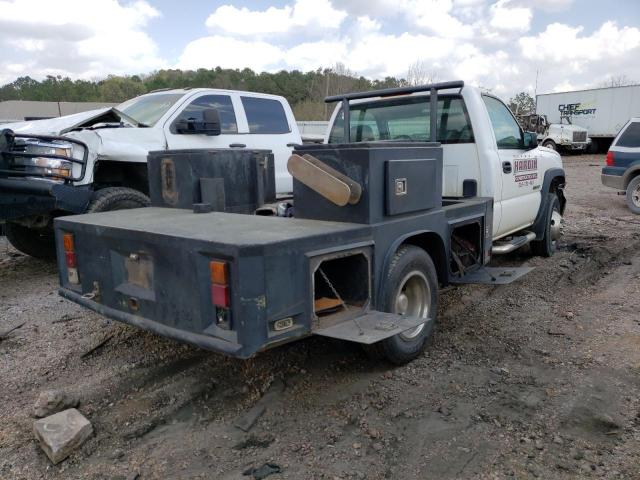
550 208 563 244
394 271 431 340
632 184 640 208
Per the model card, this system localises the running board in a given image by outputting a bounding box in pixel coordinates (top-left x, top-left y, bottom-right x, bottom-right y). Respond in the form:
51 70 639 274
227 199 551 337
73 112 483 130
492 232 536 255
314 311 430 344
449 266 534 285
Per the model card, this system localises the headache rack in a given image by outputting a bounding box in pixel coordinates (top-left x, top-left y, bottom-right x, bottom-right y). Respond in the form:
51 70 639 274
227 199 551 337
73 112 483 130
325 80 465 144
0 129 89 182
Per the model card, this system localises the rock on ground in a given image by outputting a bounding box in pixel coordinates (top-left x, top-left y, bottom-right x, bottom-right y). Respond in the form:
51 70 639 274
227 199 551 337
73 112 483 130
33 408 93 464
33 389 79 418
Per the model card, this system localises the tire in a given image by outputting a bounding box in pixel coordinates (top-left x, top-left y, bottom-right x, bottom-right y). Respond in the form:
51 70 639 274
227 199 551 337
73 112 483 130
531 194 562 257
542 140 557 151
368 245 439 365
87 187 150 213
625 176 640 215
5 222 56 260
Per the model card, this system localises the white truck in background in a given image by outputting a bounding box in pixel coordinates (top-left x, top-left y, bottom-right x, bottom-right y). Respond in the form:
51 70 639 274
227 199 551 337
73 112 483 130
536 84 640 151
517 113 589 152
0 88 301 258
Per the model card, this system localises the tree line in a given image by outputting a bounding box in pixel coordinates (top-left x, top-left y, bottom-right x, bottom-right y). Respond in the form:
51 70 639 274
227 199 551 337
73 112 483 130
0 65 404 120
2 65 634 120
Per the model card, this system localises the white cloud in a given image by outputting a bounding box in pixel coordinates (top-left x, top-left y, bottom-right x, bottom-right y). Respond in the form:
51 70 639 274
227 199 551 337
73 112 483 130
490 0 532 32
0 0 638 104
176 36 283 72
0 0 163 84
520 21 640 62
510 0 574 12
205 0 347 37
408 0 475 39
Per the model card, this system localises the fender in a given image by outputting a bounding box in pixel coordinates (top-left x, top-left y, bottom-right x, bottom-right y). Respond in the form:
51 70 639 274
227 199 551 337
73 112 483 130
531 167 566 240
377 229 447 303
623 165 640 189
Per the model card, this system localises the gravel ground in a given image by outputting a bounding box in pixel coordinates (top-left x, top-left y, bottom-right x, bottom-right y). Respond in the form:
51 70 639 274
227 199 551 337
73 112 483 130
1 153 639 479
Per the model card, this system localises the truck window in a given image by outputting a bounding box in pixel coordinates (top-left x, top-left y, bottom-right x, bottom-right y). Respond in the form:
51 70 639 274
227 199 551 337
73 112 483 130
482 95 522 149
327 96 474 144
173 95 238 133
241 97 290 134
616 121 640 148
118 92 184 127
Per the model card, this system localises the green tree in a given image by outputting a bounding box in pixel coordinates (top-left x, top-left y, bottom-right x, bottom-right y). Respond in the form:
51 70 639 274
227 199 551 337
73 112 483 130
508 92 535 115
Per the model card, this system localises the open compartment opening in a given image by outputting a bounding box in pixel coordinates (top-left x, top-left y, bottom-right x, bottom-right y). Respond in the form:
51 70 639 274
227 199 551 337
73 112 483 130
311 249 370 328
450 221 482 277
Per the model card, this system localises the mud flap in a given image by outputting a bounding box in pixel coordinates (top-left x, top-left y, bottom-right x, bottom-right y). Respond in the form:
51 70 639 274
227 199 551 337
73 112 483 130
314 311 429 344
449 266 534 285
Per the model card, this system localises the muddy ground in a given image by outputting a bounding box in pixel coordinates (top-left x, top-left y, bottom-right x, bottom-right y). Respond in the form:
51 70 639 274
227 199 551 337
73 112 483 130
1 153 639 479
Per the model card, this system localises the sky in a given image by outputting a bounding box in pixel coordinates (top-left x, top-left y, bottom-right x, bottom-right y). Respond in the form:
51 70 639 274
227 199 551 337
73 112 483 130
0 0 639 98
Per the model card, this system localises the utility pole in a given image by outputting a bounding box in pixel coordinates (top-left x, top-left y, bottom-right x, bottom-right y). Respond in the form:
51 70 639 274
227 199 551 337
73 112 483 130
534 68 540 113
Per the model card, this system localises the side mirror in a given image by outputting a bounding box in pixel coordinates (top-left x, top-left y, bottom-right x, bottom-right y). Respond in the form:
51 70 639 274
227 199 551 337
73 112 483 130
175 108 221 136
523 131 537 150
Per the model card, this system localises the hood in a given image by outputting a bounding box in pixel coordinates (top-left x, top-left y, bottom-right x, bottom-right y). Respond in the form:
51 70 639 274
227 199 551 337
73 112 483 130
1 107 126 135
558 124 587 133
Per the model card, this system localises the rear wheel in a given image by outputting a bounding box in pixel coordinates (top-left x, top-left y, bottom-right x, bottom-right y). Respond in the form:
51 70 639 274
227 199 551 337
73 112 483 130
87 187 150 213
368 245 438 365
542 140 557 151
625 176 640 215
5 222 56 260
531 194 562 257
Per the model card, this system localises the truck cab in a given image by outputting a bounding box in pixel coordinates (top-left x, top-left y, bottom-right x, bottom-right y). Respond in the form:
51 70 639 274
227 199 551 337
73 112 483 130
0 88 301 258
325 84 566 252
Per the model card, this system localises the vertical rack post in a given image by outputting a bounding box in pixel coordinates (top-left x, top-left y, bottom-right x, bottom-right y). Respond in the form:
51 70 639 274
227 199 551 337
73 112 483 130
430 87 437 143
342 98 350 143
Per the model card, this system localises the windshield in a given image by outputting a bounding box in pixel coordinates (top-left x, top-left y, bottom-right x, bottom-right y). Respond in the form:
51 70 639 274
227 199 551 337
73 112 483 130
117 92 185 126
328 95 474 144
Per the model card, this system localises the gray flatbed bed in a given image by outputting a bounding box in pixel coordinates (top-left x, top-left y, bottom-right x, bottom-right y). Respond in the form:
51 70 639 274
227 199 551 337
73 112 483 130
65 207 369 246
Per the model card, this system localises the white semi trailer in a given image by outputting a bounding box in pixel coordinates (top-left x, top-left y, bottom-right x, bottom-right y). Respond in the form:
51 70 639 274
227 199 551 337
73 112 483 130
536 84 640 151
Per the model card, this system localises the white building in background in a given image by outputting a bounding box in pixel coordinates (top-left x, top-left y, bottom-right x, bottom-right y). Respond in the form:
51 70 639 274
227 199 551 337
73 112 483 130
0 100 117 123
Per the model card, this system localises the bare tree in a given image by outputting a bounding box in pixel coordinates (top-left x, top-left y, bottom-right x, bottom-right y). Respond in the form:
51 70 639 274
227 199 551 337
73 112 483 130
406 60 440 86
323 63 360 119
599 75 639 88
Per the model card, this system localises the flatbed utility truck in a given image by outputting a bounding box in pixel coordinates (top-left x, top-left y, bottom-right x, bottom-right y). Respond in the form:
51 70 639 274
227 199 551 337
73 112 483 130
54 82 567 364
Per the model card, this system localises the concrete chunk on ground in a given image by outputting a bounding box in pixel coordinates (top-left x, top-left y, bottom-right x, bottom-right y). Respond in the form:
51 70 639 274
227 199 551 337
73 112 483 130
33 390 79 418
33 408 93 464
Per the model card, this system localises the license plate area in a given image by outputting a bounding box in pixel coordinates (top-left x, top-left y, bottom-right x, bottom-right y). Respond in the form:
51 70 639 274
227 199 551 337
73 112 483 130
111 250 156 302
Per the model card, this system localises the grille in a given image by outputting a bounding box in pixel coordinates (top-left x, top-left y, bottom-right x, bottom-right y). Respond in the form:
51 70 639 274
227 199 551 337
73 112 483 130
573 131 587 142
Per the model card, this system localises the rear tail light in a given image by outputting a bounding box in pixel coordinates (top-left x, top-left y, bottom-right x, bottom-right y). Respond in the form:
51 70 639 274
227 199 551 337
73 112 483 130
606 151 614 166
63 232 79 285
211 284 230 308
210 260 230 309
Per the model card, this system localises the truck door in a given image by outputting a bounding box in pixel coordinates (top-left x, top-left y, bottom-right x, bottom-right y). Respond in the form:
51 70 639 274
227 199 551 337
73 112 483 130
164 92 242 151
436 97 481 198
482 95 541 238
236 96 297 194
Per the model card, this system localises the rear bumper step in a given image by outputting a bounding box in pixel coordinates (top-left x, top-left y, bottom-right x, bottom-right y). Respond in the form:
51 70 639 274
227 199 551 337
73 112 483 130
314 311 430 344
59 288 245 357
449 266 534 285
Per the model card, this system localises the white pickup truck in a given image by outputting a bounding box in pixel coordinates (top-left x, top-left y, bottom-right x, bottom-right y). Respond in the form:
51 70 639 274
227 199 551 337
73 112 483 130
517 113 589 152
0 88 301 258
324 82 566 256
